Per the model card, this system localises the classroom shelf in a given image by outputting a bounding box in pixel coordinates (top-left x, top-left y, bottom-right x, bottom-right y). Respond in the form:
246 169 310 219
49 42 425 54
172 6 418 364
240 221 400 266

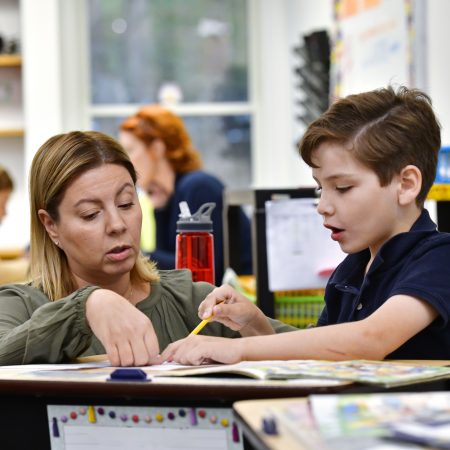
0 128 24 138
428 183 450 201
0 54 22 67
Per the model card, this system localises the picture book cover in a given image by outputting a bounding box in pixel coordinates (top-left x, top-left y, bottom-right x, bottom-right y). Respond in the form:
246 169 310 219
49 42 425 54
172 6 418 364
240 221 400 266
307 391 450 449
267 391 450 449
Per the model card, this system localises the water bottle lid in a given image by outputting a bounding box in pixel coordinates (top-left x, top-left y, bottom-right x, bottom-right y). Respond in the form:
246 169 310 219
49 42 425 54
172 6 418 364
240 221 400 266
176 202 216 232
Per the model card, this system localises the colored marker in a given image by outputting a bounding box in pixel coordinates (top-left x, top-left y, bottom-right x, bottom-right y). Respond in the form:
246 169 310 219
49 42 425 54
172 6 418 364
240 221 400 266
87 405 97 423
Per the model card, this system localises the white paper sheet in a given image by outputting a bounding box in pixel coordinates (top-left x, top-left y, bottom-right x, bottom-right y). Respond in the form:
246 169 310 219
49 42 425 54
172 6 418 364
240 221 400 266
265 198 345 290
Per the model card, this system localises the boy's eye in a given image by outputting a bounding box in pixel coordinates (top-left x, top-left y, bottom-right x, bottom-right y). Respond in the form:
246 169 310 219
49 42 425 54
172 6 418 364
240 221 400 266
315 187 322 197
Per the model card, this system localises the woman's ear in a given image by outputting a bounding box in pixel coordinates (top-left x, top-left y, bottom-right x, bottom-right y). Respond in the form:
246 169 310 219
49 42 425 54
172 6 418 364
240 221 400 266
38 209 60 243
398 165 422 206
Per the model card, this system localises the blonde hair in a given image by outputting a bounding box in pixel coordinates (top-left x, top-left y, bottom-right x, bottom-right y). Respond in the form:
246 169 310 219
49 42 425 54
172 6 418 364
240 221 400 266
29 131 159 301
120 105 203 173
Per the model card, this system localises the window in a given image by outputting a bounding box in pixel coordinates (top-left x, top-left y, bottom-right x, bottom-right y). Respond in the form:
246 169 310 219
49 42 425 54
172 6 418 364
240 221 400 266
87 0 252 190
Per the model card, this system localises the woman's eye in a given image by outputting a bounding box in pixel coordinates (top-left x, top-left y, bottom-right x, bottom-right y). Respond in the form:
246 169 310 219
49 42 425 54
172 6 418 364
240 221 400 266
119 202 135 209
82 212 99 221
336 186 352 193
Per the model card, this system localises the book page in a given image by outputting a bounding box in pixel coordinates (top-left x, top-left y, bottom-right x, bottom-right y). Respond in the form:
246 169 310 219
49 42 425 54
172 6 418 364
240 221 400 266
150 359 450 388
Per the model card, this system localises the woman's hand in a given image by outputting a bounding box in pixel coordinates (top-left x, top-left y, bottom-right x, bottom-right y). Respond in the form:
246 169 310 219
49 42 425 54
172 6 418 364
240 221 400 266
85 289 159 366
159 335 243 366
199 285 274 336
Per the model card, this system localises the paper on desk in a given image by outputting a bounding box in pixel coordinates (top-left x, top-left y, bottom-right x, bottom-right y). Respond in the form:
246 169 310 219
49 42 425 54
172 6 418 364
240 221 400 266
0 361 207 384
265 198 345 290
0 360 112 373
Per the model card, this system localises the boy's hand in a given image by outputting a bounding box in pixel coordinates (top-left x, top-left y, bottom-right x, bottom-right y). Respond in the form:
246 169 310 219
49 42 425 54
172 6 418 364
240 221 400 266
199 285 275 336
160 335 243 366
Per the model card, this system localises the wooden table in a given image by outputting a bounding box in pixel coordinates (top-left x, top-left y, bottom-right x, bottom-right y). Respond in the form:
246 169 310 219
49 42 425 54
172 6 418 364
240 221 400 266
0 365 351 449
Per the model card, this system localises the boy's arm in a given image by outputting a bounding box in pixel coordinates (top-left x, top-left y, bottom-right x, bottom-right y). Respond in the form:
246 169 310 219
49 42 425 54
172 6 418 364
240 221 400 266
238 294 437 361
161 294 437 364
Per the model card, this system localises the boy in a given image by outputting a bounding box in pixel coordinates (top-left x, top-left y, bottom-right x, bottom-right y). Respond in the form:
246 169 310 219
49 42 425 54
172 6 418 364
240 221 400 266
0 166 13 225
160 86 450 365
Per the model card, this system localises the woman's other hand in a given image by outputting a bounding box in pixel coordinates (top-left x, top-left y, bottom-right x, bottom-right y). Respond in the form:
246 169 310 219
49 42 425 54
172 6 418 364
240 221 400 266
86 289 159 366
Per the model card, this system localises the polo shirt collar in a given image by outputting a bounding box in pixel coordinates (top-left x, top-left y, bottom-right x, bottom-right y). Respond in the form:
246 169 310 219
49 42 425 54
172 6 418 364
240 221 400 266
372 208 436 272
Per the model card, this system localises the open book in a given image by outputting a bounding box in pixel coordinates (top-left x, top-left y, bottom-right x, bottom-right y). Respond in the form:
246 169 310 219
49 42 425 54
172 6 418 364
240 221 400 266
151 359 450 388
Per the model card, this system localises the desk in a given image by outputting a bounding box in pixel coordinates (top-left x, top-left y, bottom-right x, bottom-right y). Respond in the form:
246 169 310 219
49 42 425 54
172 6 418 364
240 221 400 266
234 398 310 450
0 366 351 449
3 361 448 449
233 366 450 450
234 387 450 450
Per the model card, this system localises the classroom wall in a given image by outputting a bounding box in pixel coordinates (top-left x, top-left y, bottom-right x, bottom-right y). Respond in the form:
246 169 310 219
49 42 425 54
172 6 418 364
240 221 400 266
19 0 447 166
2 0 450 248
250 0 332 189
427 0 450 146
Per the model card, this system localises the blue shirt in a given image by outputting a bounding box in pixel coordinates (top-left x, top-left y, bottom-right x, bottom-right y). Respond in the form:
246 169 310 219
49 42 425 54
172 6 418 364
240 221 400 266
149 171 252 284
318 209 450 359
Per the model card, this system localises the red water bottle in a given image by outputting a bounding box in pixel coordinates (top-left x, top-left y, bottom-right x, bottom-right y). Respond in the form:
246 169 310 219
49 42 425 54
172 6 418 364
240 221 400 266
175 202 216 284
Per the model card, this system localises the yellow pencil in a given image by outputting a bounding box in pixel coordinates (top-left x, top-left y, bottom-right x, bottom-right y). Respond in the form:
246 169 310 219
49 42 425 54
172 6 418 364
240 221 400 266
190 300 225 335
190 315 215 335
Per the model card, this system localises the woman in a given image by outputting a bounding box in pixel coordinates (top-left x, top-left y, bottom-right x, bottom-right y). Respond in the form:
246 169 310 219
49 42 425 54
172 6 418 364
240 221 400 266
119 105 252 284
0 131 291 366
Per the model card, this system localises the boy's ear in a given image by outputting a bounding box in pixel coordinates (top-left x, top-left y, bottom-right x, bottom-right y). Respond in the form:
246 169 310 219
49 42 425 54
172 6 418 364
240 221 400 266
398 165 421 206
38 209 59 242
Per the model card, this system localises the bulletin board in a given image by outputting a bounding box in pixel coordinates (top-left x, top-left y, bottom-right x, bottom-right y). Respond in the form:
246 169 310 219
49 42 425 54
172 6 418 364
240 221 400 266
332 0 416 98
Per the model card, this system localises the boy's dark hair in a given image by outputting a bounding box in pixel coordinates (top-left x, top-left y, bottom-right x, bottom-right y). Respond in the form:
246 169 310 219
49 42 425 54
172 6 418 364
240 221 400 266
299 85 441 206
0 166 13 191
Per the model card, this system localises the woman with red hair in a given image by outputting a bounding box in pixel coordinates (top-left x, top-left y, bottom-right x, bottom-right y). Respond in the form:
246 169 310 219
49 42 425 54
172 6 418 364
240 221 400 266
119 105 252 284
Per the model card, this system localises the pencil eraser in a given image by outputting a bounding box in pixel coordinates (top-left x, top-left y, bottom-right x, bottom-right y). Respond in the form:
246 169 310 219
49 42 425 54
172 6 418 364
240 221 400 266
108 368 148 381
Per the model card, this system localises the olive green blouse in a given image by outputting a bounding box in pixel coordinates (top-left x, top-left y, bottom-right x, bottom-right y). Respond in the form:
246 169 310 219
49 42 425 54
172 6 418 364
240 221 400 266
0 269 295 365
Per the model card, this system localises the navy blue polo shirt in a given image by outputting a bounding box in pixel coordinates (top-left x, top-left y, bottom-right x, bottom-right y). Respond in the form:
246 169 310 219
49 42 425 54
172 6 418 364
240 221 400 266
317 209 450 359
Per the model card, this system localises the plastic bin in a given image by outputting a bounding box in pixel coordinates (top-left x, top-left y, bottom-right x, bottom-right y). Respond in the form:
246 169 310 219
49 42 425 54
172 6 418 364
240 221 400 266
436 146 450 183
427 147 450 201
274 289 325 328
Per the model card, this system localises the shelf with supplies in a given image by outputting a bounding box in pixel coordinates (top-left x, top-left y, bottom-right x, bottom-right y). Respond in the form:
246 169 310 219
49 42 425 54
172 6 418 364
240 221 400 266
0 53 21 67
0 0 28 251
0 128 24 138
